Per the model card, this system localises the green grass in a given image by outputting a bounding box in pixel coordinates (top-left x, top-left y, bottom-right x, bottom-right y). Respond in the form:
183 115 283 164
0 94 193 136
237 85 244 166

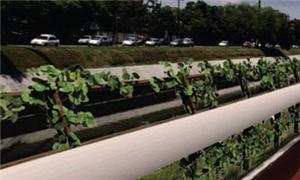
288 48 300 55
139 162 182 180
2 46 298 72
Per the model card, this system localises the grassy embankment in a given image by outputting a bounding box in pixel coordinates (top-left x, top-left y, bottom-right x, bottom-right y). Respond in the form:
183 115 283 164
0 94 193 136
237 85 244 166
1 46 299 73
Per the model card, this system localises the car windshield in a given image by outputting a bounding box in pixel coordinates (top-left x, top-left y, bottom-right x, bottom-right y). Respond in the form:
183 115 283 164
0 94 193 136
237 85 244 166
150 38 158 41
82 36 90 39
36 36 48 40
174 39 181 42
92 37 103 40
221 41 228 43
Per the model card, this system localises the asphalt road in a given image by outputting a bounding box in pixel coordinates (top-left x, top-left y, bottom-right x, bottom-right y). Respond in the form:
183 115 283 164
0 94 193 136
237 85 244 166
6 44 245 48
7 44 89 48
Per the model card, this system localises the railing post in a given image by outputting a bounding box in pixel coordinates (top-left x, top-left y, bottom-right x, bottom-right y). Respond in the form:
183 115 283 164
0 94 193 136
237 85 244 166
53 90 72 143
181 76 196 114
273 113 281 149
294 103 300 134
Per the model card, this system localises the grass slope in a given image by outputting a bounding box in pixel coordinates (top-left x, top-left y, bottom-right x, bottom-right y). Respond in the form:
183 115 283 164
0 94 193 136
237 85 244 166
1 46 299 72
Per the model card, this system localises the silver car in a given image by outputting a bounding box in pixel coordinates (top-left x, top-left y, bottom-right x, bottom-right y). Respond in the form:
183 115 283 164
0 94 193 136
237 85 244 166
78 35 92 44
88 35 112 46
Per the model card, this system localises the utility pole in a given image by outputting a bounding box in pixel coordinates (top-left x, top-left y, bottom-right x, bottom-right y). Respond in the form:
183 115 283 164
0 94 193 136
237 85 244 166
177 0 184 38
177 0 180 38
256 0 261 47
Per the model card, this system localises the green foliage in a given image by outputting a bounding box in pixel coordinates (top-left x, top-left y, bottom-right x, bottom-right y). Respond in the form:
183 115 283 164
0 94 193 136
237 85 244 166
221 59 257 97
21 65 96 150
151 59 220 114
289 58 300 82
257 58 293 90
151 60 199 114
3 57 299 155
150 60 195 114
177 58 299 179
0 95 25 123
181 112 294 180
93 69 139 97
194 61 219 108
151 58 299 114
15 64 139 150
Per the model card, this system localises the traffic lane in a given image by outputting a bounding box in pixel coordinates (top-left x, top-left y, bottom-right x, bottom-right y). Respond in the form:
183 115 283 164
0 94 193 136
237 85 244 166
6 44 245 48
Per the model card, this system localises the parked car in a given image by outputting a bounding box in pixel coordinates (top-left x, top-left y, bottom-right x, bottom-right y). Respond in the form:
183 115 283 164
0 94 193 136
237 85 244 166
145 38 158 46
30 34 60 46
292 45 299 48
170 39 183 47
243 41 255 48
100 36 113 45
264 43 273 48
218 40 229 47
88 35 112 46
275 44 281 48
78 35 92 44
159 38 170 46
122 37 138 46
182 38 194 47
145 38 163 46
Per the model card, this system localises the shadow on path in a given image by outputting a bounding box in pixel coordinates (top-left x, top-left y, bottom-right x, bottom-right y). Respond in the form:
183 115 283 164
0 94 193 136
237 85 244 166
260 48 288 59
25 47 55 66
1 52 25 82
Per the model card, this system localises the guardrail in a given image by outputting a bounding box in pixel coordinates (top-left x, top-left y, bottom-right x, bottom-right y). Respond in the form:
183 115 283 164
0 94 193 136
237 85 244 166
1 83 300 180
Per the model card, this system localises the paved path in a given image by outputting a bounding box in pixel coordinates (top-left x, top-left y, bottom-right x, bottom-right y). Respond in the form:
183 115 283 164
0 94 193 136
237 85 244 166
1 55 299 92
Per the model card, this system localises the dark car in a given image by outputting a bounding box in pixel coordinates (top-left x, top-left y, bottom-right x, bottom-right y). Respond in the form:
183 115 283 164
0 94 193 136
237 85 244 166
243 41 255 48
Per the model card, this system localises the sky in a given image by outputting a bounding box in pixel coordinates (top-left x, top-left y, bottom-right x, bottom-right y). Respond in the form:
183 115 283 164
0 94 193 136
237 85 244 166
161 0 300 19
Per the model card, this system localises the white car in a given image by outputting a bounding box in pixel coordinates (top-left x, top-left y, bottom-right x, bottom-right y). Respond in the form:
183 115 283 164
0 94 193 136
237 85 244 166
30 34 60 46
292 45 299 48
170 39 182 46
122 37 137 46
88 35 113 46
145 38 159 46
218 40 229 47
78 35 92 44
182 38 194 47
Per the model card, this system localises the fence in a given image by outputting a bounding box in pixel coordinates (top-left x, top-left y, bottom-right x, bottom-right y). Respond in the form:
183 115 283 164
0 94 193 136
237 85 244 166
1 83 300 180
